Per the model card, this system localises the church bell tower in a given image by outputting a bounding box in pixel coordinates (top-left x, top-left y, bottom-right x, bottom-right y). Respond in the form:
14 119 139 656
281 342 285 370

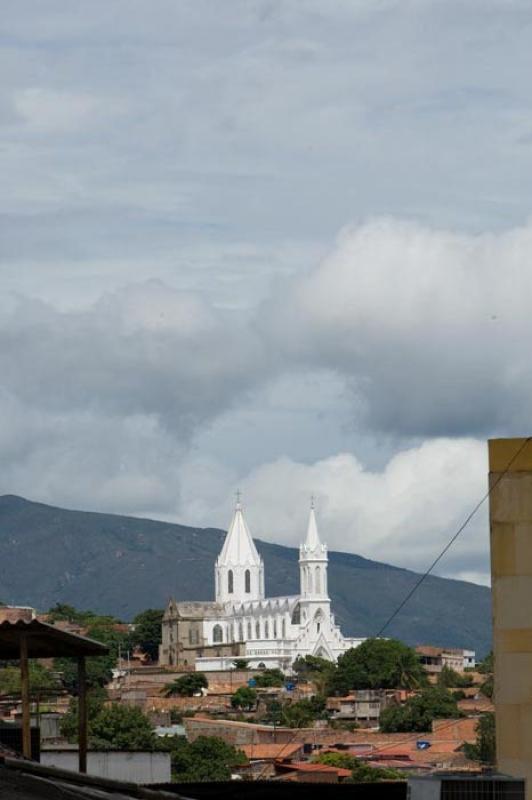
215 495 265 604
299 499 329 601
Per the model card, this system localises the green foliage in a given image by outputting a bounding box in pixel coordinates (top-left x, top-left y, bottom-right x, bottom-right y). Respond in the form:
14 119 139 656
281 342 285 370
463 713 495 765
231 686 257 710
327 638 427 695
379 687 462 733
476 652 494 699
293 655 334 676
60 687 107 741
232 659 250 670
53 608 131 693
279 696 327 728
315 752 403 782
62 695 158 751
130 609 163 661
0 662 60 697
165 673 208 697
168 735 247 782
480 673 493 699
90 704 159 751
253 668 285 688
477 651 493 675
437 665 473 689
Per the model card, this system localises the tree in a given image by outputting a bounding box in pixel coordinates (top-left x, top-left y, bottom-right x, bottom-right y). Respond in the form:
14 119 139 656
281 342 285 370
315 752 403 782
60 687 107 741
463 713 495 765
293 655 333 676
280 696 327 728
0 663 60 696
379 687 462 733
90 704 158 751
165 673 208 697
231 686 257 710
232 659 250 670
480 673 494 699
54 612 131 693
168 736 247 782
327 638 427 695
130 609 163 661
61 696 158 751
437 665 473 689
477 651 493 674
253 668 284 688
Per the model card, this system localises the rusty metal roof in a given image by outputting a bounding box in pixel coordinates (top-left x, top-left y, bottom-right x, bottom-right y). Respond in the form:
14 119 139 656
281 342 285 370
0 619 109 659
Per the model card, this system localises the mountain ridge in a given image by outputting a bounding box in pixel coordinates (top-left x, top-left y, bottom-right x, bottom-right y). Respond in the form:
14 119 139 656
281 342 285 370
0 494 492 655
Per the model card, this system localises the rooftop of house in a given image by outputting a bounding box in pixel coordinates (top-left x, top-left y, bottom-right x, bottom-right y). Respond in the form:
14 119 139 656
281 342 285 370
240 743 303 761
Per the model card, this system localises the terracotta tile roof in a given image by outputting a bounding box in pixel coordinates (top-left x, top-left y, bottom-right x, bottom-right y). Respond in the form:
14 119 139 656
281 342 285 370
288 762 352 777
240 743 303 760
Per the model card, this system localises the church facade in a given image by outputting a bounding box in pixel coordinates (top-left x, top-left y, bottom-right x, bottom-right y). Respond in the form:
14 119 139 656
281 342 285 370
159 501 364 672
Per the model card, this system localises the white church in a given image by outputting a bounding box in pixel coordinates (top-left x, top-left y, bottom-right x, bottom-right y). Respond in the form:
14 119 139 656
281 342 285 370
159 499 364 672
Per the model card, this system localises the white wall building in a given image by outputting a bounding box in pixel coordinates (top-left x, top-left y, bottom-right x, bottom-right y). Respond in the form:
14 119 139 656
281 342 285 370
160 500 364 672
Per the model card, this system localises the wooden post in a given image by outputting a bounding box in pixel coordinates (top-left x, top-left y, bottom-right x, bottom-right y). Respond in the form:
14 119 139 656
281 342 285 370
19 634 31 759
78 657 87 773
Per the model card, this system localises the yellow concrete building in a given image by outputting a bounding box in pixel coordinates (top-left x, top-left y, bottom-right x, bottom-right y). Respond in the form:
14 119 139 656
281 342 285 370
489 437 532 796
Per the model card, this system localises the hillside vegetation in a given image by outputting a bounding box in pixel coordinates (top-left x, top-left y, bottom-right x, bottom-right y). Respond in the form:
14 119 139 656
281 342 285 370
0 495 491 653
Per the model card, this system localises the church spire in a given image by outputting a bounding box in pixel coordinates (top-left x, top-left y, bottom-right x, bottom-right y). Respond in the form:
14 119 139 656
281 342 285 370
304 498 322 552
215 495 264 603
218 495 261 567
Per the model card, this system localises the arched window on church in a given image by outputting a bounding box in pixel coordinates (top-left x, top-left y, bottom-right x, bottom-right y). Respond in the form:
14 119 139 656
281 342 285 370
265 620 269 638
282 618 286 638
255 620 261 639
291 604 301 625
239 622 244 641
247 621 252 639
315 566 321 594
245 569 251 593
228 570 234 594
307 568 313 595
314 610 323 635
273 618 277 638
213 624 223 643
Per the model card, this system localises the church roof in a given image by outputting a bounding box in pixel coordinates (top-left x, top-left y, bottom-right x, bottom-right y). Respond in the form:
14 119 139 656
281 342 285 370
300 503 327 556
217 500 262 567
163 601 223 620
305 506 321 549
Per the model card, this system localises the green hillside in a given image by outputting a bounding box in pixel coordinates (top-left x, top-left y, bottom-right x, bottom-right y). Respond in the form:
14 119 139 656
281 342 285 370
0 495 491 654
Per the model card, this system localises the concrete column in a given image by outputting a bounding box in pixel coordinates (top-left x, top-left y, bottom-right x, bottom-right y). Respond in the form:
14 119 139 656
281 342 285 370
489 437 532 796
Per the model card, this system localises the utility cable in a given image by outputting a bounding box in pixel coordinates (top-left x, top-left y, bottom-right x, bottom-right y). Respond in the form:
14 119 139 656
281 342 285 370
375 436 532 638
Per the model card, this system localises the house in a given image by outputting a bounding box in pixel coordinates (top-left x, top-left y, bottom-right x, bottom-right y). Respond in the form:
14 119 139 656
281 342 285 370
326 690 398 727
416 646 475 676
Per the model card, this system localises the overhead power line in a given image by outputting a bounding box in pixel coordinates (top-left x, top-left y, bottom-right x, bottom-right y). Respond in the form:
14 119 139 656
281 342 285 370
375 436 532 639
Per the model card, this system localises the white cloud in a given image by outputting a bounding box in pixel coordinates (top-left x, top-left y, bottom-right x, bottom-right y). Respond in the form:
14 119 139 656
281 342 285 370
269 217 532 436
177 438 489 584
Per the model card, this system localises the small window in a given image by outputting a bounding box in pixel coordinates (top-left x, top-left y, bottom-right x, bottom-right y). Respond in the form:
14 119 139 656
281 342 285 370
228 570 234 594
239 622 244 641
213 624 223 643
291 604 301 625
282 619 286 638
265 620 269 638
247 621 252 639
245 569 251 593
255 621 260 639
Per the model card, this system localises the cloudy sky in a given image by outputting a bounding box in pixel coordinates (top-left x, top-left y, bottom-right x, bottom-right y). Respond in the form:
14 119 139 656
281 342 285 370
3 1 532 585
